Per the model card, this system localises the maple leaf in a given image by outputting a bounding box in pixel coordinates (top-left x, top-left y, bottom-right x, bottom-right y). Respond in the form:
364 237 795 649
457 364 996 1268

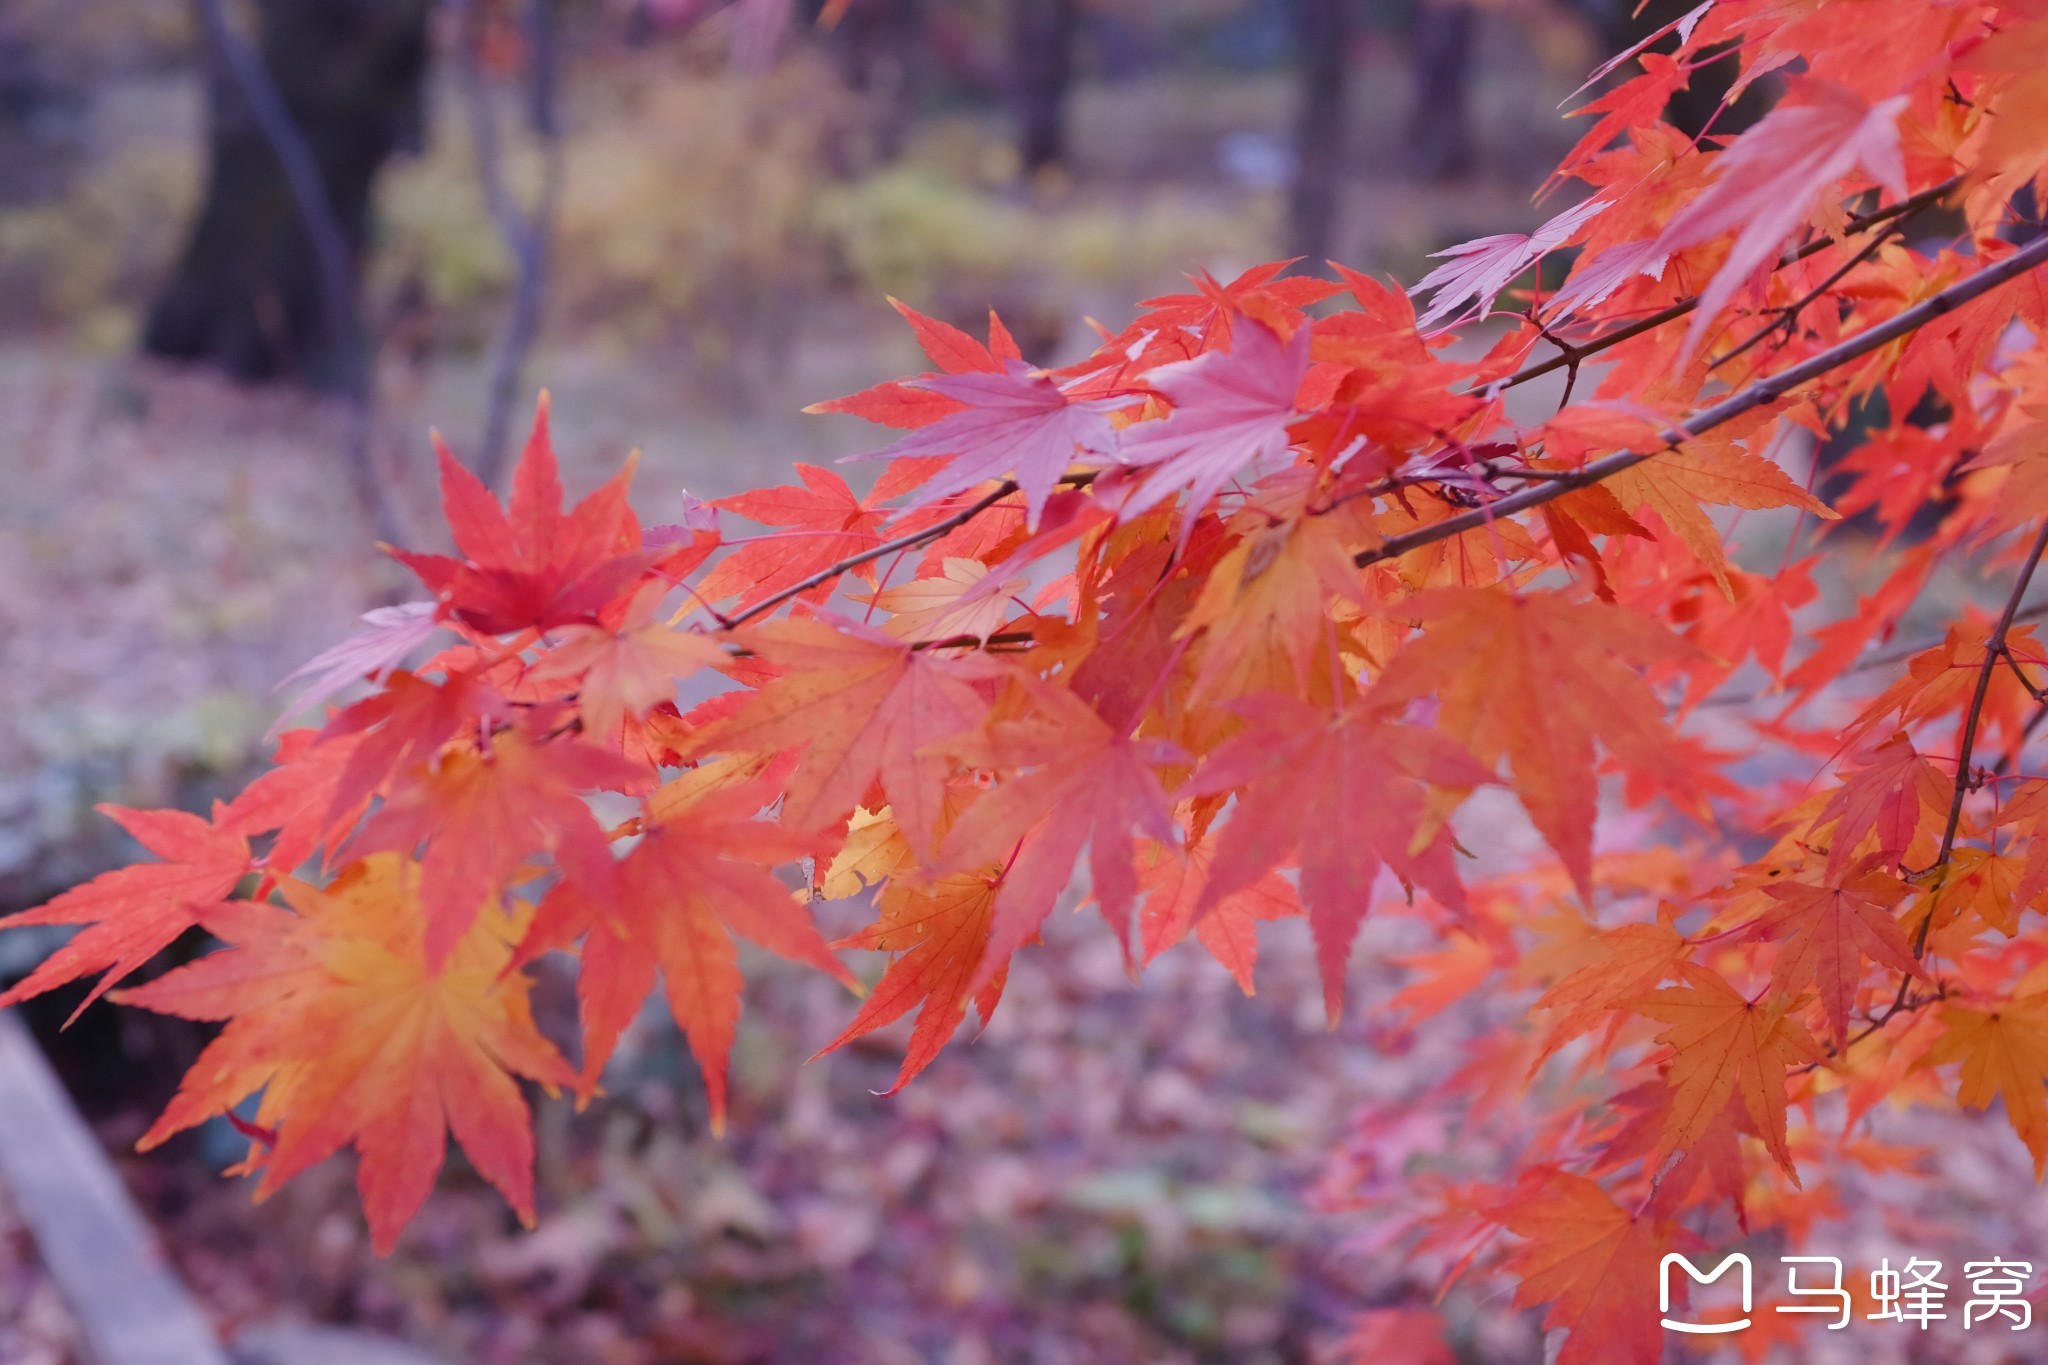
937 678 1182 987
1123 261 1342 352
1112 319 1309 529
1753 872 1921 1047
1134 838 1299 995
1408 195 1608 332
817 870 1006 1092
849 557 1025 645
1372 590 1696 897
1178 509 1377 710
1328 1309 1456 1365
693 617 999 857
0 805 252 1016
523 781 851 1127
1654 78 1908 353
1532 907 1690 1065
226 726 370 879
1600 437 1836 595
1816 733 1948 878
803 303 1022 430
1545 238 1670 322
1498 1170 1668 1365
114 856 574 1253
1632 963 1824 1176
393 396 656 635
318 669 508 826
271 600 446 733
529 586 728 739
1927 991 2048 1177
842 362 1124 530
694 465 890 611
346 729 649 966
1181 695 1489 1021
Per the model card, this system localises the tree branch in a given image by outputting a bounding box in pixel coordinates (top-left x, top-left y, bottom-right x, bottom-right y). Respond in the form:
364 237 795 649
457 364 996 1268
459 0 565 491
1358 232 2048 571
721 482 1023 630
1910 516 2048 953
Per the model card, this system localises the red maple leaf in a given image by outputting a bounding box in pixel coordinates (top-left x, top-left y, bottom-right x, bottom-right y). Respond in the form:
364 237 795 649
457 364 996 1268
694 465 891 611
0 805 252 1015
392 396 658 635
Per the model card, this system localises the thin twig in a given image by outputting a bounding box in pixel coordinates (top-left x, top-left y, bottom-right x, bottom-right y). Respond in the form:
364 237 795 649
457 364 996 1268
722 482 1022 630
1708 220 1906 371
461 0 565 490
1910 516 2048 954
194 0 403 544
1358 233 2048 571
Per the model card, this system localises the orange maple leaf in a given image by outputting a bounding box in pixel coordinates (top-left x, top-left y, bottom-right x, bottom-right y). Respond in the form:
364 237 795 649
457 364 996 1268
1531 907 1691 1066
1927 990 2048 1177
1498 1169 1670 1365
1816 733 1948 879
530 586 728 740
817 870 1007 1092
695 466 890 611
346 728 649 966
1632 963 1824 1177
1754 872 1922 1046
1133 837 1299 996
115 856 576 1254
937 678 1182 987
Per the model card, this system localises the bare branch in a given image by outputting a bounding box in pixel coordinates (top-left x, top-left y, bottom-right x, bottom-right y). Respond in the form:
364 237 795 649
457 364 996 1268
459 0 566 490
1910 516 2048 953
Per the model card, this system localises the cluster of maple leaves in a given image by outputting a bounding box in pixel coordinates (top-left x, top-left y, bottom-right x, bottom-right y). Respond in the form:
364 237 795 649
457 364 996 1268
10 0 2048 1356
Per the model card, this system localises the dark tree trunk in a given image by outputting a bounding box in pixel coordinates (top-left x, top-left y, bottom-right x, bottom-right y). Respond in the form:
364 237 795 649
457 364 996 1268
1011 0 1078 177
143 0 432 389
1403 1 1476 182
1287 0 1350 265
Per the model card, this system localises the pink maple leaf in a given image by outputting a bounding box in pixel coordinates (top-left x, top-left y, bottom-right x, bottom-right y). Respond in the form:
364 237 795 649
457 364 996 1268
843 361 1124 530
1409 196 1609 333
1112 319 1310 528
1545 239 1670 322
271 600 446 735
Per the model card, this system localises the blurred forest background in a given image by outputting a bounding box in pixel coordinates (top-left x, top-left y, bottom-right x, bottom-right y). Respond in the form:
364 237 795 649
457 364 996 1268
0 2 1722 1362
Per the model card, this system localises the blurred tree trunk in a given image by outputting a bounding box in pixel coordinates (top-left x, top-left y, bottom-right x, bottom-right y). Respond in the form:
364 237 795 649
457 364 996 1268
1011 0 1077 176
1403 0 1475 182
1287 0 1350 264
820 0 920 164
143 0 432 389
